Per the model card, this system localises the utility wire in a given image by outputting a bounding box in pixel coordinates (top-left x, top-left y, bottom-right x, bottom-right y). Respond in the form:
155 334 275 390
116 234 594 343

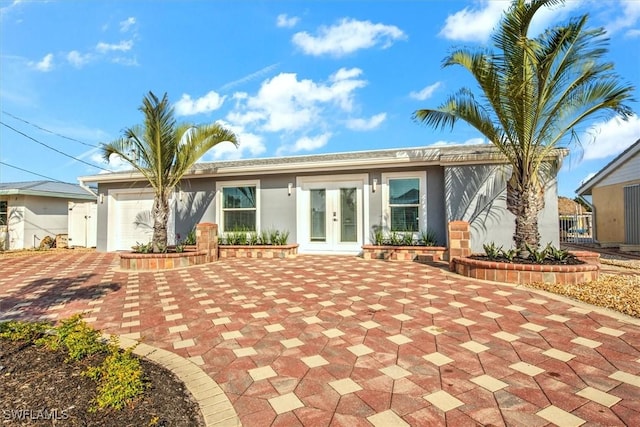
1 110 99 148
0 121 112 173
0 161 68 183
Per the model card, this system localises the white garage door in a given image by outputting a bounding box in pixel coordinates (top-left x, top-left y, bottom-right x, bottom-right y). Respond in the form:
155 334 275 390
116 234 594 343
112 191 155 251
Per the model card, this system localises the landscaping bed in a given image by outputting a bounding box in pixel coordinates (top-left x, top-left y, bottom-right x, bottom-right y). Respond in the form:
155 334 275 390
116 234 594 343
0 339 204 426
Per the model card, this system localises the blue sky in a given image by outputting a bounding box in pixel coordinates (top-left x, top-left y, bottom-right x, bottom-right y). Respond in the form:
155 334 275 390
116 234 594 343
1 0 638 197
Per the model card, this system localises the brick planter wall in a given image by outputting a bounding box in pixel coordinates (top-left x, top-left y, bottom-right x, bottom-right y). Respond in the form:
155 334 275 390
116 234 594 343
448 221 472 270
218 244 299 259
119 250 209 271
361 245 447 261
451 256 600 285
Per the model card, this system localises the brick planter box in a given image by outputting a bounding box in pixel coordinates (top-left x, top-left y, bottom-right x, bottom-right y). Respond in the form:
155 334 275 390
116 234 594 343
361 245 447 261
119 249 209 271
219 244 299 259
451 253 600 285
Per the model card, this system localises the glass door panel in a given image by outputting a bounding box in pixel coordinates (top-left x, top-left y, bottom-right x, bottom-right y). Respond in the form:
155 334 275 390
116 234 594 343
310 189 326 242
340 188 357 242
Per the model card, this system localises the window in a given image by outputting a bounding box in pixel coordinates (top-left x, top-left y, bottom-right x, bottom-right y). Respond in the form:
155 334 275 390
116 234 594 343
389 179 419 231
382 172 426 233
217 181 260 232
0 201 7 226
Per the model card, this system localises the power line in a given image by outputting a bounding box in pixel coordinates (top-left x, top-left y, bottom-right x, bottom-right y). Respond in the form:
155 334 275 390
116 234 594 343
0 121 113 173
0 161 68 183
1 110 99 148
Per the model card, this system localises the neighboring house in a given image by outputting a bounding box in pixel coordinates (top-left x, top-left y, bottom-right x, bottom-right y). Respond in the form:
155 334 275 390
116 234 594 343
79 144 565 254
0 181 96 250
576 139 640 247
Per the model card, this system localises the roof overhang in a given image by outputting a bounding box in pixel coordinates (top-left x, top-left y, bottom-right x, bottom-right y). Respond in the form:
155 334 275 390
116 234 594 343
0 189 96 200
79 144 568 185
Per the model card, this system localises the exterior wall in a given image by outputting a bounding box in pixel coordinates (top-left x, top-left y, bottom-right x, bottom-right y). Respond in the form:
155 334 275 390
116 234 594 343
23 195 70 249
1 195 25 250
592 179 640 243
93 163 563 254
0 195 76 250
444 164 560 253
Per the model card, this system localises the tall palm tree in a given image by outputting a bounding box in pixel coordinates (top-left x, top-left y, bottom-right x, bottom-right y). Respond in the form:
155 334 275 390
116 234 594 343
102 91 238 252
414 0 634 251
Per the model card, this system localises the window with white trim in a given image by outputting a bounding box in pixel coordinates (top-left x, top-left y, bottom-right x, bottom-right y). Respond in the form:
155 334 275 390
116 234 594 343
0 201 7 226
382 172 427 233
217 181 260 232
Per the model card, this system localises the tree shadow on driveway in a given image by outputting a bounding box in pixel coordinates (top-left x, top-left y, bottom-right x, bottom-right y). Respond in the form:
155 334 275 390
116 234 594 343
0 273 121 322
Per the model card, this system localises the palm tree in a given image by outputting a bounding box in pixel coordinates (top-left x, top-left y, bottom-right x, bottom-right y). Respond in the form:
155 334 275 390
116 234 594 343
413 0 634 251
102 91 238 252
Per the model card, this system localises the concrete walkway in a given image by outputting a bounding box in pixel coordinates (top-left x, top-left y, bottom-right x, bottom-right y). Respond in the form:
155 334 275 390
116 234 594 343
1 252 639 426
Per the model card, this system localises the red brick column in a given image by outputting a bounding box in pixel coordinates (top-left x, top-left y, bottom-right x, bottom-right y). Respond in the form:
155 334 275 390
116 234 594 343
448 220 471 271
196 223 219 263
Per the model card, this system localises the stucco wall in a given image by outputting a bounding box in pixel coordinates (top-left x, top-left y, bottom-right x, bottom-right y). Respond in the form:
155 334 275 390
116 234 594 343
444 164 560 253
0 195 71 249
592 179 640 243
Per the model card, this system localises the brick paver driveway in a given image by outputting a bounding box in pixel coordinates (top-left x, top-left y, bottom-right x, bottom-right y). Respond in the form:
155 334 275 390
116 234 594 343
1 252 639 426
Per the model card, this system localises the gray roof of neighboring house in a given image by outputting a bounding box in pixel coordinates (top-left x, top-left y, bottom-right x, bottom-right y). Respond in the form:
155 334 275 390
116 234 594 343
576 138 640 196
0 181 96 200
80 144 569 184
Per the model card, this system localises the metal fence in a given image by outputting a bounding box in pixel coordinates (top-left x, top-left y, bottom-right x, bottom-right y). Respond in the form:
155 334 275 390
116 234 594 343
559 213 593 244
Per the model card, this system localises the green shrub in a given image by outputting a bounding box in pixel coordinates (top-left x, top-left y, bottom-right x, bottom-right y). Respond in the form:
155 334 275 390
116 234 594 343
371 226 385 246
545 243 571 261
258 230 269 245
500 248 520 262
248 231 259 245
483 242 502 260
418 229 438 246
183 228 197 245
389 231 402 246
0 320 51 343
525 243 547 264
131 241 153 253
84 337 147 411
41 314 105 361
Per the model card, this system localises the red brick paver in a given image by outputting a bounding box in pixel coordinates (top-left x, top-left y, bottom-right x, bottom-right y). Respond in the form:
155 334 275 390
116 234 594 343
1 253 639 426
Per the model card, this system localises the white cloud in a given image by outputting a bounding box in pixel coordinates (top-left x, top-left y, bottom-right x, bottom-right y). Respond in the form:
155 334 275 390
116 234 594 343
439 0 579 43
439 1 506 43
409 82 442 101
120 17 136 33
31 53 54 72
174 91 226 116
205 121 266 160
430 137 488 147
277 132 332 155
228 67 367 133
292 18 406 57
626 29 640 38
579 172 597 186
346 113 387 131
276 13 299 28
606 0 640 34
96 40 133 53
66 50 93 68
581 114 640 160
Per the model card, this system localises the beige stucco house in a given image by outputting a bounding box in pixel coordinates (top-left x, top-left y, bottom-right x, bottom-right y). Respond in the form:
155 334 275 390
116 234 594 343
576 139 640 248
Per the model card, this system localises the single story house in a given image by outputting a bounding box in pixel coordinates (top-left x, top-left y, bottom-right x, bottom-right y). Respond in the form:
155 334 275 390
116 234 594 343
79 144 564 254
576 139 640 248
0 181 97 250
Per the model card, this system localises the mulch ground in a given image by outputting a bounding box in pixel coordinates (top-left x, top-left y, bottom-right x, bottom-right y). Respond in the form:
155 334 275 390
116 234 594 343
0 340 204 427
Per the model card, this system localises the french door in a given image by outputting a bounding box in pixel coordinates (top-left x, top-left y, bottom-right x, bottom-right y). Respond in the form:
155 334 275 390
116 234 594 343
298 176 367 253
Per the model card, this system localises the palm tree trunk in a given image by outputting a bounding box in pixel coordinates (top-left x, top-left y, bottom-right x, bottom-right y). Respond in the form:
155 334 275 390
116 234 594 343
151 193 169 253
507 174 545 251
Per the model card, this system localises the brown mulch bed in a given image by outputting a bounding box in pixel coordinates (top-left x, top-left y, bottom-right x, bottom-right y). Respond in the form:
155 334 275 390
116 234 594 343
469 254 584 265
0 340 204 426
